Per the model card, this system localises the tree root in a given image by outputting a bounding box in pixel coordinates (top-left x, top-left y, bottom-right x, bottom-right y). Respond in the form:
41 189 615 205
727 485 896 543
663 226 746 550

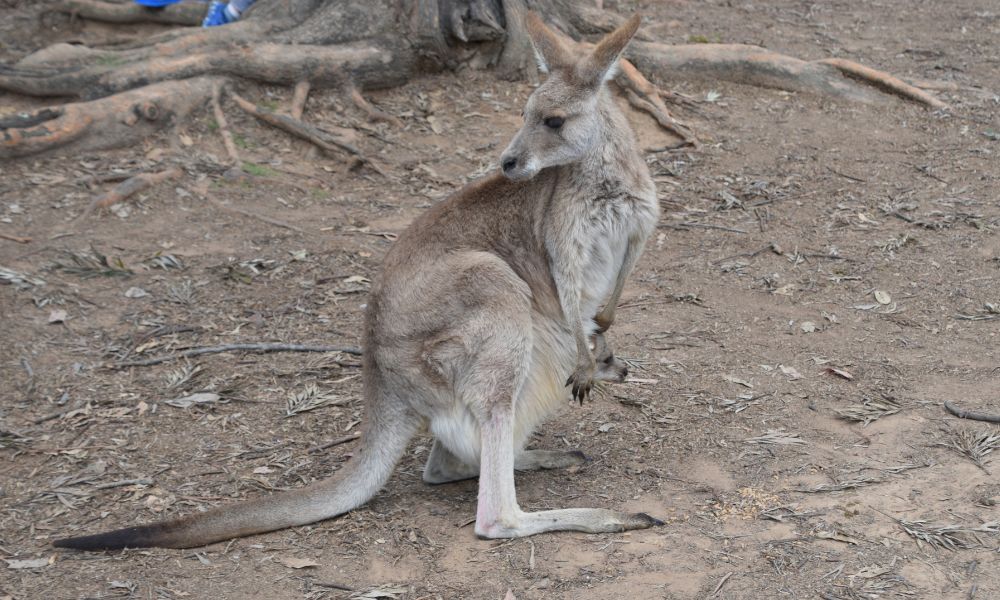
0 3 948 160
56 0 205 26
627 42 947 109
229 92 382 173
211 82 240 165
816 58 948 109
1 77 218 158
1 41 406 99
289 80 310 120
616 59 697 146
80 166 183 219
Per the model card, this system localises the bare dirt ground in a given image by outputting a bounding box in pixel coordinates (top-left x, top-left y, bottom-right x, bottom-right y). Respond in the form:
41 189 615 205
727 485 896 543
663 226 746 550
2 1 1000 599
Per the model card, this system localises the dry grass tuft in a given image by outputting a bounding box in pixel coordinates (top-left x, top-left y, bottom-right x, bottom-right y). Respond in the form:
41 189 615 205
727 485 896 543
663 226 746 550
285 384 346 417
52 247 132 278
895 518 1000 551
942 427 1000 472
835 396 901 426
163 363 203 392
745 429 807 445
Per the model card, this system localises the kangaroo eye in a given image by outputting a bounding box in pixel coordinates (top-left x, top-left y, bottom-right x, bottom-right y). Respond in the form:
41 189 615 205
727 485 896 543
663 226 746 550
543 116 564 129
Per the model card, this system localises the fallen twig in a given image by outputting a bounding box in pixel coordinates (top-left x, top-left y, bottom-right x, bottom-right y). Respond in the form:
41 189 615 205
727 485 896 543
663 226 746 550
93 478 153 490
307 433 361 454
945 401 1000 424
711 572 734 596
230 92 381 173
346 80 402 127
825 165 867 183
79 166 183 219
32 406 76 425
314 581 354 592
0 232 32 243
671 221 748 234
204 195 305 233
113 343 362 368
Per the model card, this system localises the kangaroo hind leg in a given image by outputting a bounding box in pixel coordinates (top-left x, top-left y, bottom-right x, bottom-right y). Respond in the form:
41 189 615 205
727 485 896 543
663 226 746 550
475 399 661 539
471 355 661 537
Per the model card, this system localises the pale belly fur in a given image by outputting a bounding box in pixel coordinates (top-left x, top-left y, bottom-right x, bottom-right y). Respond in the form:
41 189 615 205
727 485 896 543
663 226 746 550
428 315 575 468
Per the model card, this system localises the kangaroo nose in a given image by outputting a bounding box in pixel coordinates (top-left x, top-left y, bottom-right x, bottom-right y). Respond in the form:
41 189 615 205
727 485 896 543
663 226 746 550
501 157 517 173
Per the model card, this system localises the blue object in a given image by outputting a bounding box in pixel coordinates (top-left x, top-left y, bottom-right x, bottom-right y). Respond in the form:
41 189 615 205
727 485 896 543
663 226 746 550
134 0 182 7
202 1 235 27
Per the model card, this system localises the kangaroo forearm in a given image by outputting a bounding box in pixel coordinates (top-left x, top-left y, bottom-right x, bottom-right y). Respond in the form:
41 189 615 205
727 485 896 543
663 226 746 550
597 234 646 329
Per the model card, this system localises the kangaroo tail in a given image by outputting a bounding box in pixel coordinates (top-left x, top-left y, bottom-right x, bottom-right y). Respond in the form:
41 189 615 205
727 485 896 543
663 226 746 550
53 400 418 550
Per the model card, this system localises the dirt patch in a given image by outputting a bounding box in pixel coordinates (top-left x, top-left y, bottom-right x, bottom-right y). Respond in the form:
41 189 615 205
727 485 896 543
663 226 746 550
3 1 1000 599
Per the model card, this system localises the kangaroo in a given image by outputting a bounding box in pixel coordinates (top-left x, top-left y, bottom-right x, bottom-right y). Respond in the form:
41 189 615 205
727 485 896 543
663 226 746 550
53 12 660 550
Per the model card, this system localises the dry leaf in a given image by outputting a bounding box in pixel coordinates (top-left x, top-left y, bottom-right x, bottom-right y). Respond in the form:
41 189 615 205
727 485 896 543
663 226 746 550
815 530 860 545
165 392 221 409
354 587 408 599
144 493 174 512
5 557 52 570
133 339 162 354
779 365 803 380
824 367 854 380
723 375 753 388
874 290 891 304
278 557 320 569
426 115 444 134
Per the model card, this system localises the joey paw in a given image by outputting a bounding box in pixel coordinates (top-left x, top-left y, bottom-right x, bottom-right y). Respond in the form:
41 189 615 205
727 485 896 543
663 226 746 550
594 313 613 334
565 363 596 405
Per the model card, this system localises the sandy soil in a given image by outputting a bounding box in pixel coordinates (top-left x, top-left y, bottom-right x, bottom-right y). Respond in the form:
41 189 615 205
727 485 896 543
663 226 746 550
2 1 999 599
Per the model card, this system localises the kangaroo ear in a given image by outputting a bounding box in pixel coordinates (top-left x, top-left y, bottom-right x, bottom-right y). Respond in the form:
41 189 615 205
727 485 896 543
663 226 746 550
578 14 641 85
524 12 572 74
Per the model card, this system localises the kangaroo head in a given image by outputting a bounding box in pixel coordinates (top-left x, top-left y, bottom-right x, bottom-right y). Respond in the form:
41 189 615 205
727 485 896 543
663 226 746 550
500 13 641 181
